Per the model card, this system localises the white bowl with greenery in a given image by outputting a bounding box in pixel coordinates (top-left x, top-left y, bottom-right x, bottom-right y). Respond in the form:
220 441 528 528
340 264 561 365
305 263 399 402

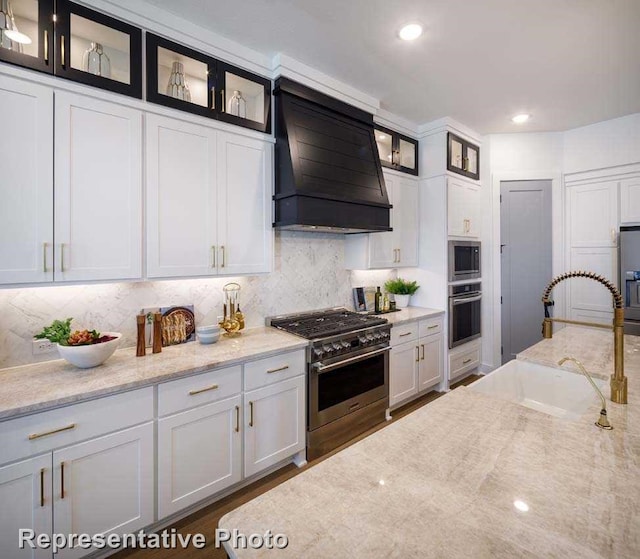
384 278 420 308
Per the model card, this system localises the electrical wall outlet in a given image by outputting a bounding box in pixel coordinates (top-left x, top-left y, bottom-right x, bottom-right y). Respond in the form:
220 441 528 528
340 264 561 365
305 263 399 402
32 339 57 356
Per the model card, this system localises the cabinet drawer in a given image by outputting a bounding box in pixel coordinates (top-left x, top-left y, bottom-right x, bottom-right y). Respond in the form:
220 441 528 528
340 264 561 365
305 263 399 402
0 387 153 466
419 316 443 338
244 350 306 391
449 345 480 380
158 365 242 417
391 322 418 346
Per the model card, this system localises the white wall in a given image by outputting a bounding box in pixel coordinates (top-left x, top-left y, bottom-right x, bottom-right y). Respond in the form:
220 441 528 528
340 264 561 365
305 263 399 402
563 113 640 175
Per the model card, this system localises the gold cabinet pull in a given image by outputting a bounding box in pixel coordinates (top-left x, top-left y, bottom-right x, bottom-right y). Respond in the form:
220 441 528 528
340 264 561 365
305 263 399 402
421 344 425 360
427 324 439 330
28 423 76 440
220 246 226 267
235 405 240 432
398 248 401 263
415 346 420 363
60 462 65 499
40 468 45 507
211 245 216 268
189 384 219 396
220 90 225 112
210 87 216 110
463 358 472 365
249 401 254 427
399 332 412 338
463 157 469 171
267 365 289 374
61 35 65 69
43 242 48 273
60 243 66 272
44 30 49 63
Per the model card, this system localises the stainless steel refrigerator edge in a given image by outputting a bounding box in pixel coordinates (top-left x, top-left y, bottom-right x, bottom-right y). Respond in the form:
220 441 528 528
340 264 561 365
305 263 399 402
620 226 640 335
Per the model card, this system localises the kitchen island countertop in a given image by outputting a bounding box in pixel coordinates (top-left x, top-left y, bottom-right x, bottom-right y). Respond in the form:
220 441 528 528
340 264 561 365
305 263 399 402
219 327 640 558
0 327 307 420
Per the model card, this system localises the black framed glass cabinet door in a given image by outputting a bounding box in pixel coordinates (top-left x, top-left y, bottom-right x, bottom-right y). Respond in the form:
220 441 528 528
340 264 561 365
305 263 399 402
0 0 53 73
216 62 271 133
54 0 142 98
146 33 216 119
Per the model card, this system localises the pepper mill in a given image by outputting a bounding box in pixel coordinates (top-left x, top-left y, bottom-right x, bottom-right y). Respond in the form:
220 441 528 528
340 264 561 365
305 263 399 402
152 312 163 354
136 314 146 357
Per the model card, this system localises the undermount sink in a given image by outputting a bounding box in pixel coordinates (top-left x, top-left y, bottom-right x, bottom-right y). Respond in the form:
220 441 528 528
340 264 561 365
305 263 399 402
469 359 607 420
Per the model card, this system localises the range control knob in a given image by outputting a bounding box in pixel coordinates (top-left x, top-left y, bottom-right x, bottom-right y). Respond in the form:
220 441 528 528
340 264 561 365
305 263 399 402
341 341 351 349
313 348 324 359
366 334 375 342
332 342 342 351
358 336 368 345
323 344 334 354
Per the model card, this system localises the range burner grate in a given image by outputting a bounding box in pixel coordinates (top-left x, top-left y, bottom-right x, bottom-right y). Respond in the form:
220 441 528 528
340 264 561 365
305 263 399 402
270 309 388 340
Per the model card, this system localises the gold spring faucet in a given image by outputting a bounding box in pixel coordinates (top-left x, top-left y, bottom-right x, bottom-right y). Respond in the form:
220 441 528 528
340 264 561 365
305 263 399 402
541 271 627 404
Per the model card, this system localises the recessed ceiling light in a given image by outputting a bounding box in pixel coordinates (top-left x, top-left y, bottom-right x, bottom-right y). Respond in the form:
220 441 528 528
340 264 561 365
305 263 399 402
4 29 32 45
398 23 423 41
512 114 531 124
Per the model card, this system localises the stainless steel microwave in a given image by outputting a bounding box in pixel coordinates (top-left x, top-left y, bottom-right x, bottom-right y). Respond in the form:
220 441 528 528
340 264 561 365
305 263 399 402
448 240 481 282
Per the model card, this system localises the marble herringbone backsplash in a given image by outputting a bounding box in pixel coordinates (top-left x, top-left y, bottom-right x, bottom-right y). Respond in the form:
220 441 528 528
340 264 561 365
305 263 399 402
0 232 395 368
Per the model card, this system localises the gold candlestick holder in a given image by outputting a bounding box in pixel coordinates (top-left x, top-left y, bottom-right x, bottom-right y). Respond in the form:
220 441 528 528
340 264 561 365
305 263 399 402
219 282 245 337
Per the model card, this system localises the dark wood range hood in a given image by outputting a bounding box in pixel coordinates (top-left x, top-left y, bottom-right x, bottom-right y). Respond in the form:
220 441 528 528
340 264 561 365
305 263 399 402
273 78 391 233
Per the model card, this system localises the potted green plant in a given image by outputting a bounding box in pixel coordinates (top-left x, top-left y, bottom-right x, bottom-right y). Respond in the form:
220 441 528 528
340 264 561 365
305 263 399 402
384 278 419 308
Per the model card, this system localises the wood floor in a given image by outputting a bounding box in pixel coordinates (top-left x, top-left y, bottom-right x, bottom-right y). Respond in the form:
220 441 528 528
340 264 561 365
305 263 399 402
113 375 480 559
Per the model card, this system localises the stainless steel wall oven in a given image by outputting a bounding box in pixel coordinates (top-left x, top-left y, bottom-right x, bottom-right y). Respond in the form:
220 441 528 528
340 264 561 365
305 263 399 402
449 282 482 348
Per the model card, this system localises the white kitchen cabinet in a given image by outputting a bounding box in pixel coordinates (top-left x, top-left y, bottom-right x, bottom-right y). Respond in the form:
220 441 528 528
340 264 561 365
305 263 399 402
389 341 419 407
216 132 273 275
418 335 444 392
0 76 53 285
620 177 640 224
390 317 444 408
244 375 305 478
0 454 52 559
146 115 272 278
54 92 143 282
569 247 618 314
52 423 154 559
449 339 481 382
344 171 418 269
157 396 242 518
567 181 618 247
448 177 481 238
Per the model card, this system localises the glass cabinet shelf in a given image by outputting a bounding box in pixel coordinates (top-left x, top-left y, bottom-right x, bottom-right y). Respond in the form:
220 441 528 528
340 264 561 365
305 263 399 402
375 125 418 176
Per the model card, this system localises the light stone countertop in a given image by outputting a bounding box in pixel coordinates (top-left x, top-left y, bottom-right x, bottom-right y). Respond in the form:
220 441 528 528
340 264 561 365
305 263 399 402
0 327 308 420
378 306 445 326
219 326 640 558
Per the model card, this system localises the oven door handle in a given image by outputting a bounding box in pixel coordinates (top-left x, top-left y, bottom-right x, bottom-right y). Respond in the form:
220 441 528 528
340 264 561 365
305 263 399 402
452 295 482 305
312 347 389 373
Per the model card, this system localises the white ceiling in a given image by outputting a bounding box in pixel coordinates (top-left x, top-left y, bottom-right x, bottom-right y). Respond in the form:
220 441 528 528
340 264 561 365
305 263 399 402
144 0 640 134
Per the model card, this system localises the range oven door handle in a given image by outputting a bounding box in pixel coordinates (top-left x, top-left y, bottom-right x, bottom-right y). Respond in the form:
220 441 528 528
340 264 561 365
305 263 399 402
452 295 482 305
312 347 389 374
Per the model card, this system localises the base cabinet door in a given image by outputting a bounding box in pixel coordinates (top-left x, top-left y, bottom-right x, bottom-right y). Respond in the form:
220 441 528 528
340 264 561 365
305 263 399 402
0 76 53 285
52 423 154 559
389 341 418 407
157 396 242 518
418 335 443 392
0 454 52 559
244 376 305 478
54 92 143 282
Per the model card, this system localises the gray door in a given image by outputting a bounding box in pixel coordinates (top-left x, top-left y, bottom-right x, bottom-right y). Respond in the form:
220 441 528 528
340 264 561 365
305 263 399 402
501 180 552 363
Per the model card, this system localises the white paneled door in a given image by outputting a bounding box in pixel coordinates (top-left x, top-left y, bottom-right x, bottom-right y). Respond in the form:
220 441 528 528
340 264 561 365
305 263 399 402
0 454 52 559
157 396 242 518
146 114 218 278
52 423 154 559
0 77 53 284
55 92 143 282
217 132 272 275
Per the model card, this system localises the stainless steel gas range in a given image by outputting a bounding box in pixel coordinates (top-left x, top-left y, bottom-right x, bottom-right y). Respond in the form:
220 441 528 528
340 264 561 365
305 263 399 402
268 308 391 460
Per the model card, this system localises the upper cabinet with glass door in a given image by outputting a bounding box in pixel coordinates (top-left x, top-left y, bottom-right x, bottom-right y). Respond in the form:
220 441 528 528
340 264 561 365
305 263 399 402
374 125 418 176
54 0 142 98
447 132 479 180
0 0 53 73
146 33 272 134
